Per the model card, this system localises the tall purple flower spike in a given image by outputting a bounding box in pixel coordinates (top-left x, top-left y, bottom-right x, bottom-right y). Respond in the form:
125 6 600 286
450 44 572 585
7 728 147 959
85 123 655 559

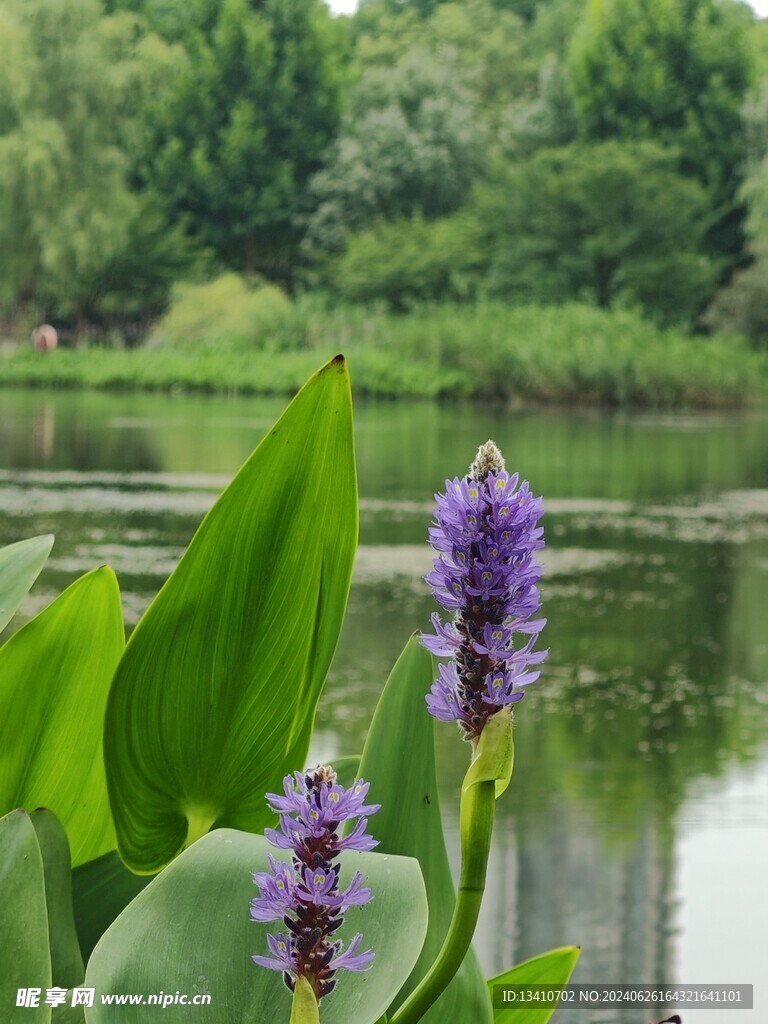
251 765 381 1000
422 440 547 739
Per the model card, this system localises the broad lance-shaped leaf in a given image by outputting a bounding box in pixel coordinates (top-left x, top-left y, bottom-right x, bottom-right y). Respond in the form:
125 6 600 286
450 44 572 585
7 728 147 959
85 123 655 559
356 635 493 1023
105 356 358 873
31 810 86 1024
488 947 581 1024
85 829 429 1024
0 534 54 633
0 568 124 865
0 810 52 1023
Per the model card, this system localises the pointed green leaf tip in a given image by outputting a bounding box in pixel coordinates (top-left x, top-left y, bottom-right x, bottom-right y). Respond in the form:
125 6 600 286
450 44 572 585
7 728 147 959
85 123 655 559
105 357 358 872
463 708 515 798
0 567 124 865
489 946 581 1024
0 533 54 633
291 976 320 1024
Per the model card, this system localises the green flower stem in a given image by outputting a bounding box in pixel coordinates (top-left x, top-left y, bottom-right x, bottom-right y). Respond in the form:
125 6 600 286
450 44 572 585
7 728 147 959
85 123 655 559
388 777 496 1024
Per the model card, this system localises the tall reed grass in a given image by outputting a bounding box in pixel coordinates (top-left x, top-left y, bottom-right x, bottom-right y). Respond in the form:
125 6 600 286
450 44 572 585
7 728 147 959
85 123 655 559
2 297 763 408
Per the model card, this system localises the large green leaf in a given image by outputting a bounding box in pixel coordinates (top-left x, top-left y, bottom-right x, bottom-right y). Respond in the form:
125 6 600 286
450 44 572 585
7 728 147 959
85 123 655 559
0 810 51 1022
104 356 358 873
71 853 151 963
0 534 54 633
488 947 581 1024
0 568 124 865
85 829 429 1024
30 810 86 1024
356 635 493 1023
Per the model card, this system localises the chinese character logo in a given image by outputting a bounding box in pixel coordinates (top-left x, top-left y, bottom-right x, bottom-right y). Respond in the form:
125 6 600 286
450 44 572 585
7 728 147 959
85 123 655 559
71 988 95 1007
44 987 68 1007
16 989 41 1008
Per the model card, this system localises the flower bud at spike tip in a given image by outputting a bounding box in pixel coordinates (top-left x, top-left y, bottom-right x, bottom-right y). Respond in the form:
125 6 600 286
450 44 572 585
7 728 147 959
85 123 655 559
251 765 380 1001
422 441 547 740
470 439 505 482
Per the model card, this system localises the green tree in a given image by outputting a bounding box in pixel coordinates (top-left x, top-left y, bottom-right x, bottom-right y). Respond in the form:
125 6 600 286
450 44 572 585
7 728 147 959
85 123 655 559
354 0 531 122
305 0 535 263
104 0 222 41
474 140 717 325
305 47 487 256
138 0 349 285
0 0 186 333
705 116 768 346
503 54 579 157
334 212 482 309
568 0 754 262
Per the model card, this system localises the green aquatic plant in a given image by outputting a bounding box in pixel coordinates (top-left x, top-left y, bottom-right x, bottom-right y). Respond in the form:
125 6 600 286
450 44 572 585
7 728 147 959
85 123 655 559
0 357 578 1023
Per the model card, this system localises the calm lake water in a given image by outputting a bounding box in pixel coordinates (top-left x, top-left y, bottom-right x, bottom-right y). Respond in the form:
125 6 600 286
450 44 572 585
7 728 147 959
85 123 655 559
2 387 767 1024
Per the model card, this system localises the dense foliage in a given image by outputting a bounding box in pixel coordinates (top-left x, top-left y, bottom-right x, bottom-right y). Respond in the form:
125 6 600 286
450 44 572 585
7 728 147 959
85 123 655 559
0 0 175 332
0 0 766 342
5 299 763 408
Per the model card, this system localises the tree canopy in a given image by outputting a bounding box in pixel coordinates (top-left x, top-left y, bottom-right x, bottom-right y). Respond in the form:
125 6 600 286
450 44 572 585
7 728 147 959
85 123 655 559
475 141 718 324
568 0 753 260
135 0 349 284
0 0 765 341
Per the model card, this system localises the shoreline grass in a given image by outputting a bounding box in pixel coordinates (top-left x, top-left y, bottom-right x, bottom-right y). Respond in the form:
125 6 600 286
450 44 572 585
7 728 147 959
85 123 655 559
2 302 765 408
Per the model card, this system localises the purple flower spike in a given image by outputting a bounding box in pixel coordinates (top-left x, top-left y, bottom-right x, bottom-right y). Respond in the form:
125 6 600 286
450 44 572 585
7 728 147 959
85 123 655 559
422 440 547 739
251 764 379 1001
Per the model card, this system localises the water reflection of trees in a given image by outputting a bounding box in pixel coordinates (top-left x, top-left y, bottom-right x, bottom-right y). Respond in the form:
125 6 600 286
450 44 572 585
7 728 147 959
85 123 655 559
0 391 162 471
353 402 768 506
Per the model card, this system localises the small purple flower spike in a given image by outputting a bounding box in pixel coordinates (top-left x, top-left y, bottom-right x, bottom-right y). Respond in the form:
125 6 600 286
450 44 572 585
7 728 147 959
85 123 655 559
251 765 380 1000
422 440 547 739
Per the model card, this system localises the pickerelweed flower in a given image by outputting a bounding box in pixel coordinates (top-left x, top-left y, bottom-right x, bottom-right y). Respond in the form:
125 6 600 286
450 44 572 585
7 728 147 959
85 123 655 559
421 440 547 739
251 765 380 1000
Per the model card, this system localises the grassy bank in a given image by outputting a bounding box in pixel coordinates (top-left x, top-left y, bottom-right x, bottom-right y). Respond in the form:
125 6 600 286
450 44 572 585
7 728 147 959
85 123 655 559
2 301 765 407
